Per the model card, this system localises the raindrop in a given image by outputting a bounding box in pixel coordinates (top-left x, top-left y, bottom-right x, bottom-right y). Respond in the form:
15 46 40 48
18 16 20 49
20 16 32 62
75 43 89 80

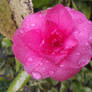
31 24 35 27
51 29 57 35
89 37 92 45
47 7 51 10
85 42 89 46
32 71 42 80
40 40 45 47
76 52 80 56
40 14 42 17
89 36 92 41
79 59 85 66
60 64 64 68
42 67 45 70
46 60 49 63
49 71 54 75
20 30 24 34
28 57 33 61
74 31 78 36
40 62 43 65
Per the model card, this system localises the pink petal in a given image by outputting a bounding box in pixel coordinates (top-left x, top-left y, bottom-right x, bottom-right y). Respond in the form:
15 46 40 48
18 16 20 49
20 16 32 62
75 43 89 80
45 4 75 36
23 51 56 80
22 12 45 32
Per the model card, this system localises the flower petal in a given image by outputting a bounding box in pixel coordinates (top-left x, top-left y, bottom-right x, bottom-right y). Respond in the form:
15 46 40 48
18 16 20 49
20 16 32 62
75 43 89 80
45 4 75 36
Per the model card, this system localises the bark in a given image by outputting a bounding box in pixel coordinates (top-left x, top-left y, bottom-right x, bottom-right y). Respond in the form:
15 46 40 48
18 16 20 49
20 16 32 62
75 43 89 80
0 0 33 40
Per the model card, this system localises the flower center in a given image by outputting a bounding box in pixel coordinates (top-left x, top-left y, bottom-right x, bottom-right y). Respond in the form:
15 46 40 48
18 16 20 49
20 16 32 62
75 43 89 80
52 38 60 48
49 32 62 48
41 29 64 55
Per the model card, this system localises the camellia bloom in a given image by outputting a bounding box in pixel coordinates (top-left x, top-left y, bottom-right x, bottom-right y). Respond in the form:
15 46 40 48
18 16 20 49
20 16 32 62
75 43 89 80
13 4 92 81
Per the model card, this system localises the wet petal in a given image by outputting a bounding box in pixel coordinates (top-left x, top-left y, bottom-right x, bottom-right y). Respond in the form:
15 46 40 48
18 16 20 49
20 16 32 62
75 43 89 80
46 4 75 36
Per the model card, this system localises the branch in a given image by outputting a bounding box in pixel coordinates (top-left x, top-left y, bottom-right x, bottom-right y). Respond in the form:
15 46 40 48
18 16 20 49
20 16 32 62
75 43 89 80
0 0 33 40
8 0 33 27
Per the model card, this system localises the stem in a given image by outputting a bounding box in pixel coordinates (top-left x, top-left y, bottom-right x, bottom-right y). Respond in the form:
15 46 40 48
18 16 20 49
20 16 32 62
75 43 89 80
7 71 31 92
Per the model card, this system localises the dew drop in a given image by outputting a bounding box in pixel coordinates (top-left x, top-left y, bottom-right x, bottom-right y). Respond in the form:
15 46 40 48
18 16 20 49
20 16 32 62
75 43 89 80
51 29 57 35
88 37 92 44
79 59 85 66
85 42 89 46
31 24 35 27
47 7 51 10
49 71 54 75
46 60 49 63
32 71 42 80
89 36 92 40
28 57 33 61
40 62 43 65
40 14 42 17
40 40 45 47
60 64 64 67
76 52 80 56
20 30 24 34
74 31 78 36
42 67 45 70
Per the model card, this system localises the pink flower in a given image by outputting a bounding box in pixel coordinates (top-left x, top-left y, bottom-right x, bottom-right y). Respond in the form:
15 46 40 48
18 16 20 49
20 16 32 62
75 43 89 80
12 4 92 81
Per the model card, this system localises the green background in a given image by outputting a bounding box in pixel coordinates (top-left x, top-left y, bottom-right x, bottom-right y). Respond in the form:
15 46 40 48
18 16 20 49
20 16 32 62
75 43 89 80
0 0 92 92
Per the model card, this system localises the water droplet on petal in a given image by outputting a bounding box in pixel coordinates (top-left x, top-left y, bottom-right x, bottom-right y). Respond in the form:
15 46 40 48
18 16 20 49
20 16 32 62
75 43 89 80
20 30 24 34
32 71 42 80
85 42 89 46
79 59 86 66
76 52 80 56
74 31 78 36
40 40 45 47
42 67 45 70
89 36 92 41
47 7 51 10
46 60 49 63
31 24 35 27
28 57 33 61
51 29 57 35
40 62 43 65
49 71 54 75
60 64 64 67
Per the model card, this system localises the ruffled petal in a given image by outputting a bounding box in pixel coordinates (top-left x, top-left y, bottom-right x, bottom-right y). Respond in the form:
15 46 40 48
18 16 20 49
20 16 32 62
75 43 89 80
45 4 75 36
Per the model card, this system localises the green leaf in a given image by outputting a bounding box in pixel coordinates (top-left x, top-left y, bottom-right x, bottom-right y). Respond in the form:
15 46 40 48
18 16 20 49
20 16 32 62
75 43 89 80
33 0 56 9
60 82 69 92
7 71 31 92
49 88 58 92
84 87 92 92
73 0 92 19
0 81 10 92
1 38 12 48
67 0 71 7
72 0 78 10
89 61 92 68
15 58 22 73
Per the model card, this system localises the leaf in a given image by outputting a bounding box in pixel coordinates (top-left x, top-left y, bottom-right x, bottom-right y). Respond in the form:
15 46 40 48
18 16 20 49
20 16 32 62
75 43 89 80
7 71 31 92
66 0 71 6
49 88 58 92
0 81 10 92
73 0 92 19
33 0 56 9
15 58 22 73
72 0 78 10
84 87 92 92
60 82 69 92
1 38 12 48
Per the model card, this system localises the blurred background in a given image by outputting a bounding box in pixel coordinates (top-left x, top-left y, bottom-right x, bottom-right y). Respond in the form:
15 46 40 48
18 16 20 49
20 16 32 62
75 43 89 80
0 0 92 92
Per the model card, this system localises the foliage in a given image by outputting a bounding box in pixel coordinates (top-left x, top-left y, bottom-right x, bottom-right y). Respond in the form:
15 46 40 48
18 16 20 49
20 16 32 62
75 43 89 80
0 0 92 92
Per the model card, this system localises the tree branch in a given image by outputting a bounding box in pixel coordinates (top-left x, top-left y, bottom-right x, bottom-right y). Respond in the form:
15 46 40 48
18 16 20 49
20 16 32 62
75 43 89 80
0 0 33 40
